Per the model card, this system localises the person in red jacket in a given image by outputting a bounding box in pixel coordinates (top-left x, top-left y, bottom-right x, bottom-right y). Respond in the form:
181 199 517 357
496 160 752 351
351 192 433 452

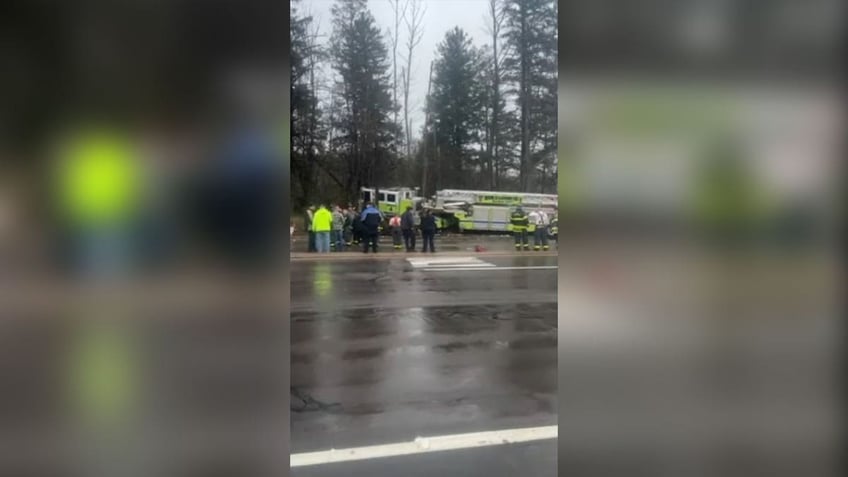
389 214 402 249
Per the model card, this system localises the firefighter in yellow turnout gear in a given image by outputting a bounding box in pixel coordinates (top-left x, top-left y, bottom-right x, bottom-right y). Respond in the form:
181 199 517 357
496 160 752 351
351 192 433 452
510 207 530 250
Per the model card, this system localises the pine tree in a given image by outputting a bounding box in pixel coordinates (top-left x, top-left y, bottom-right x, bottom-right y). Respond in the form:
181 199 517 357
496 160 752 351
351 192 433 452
482 0 511 189
329 0 401 201
427 27 486 189
291 1 327 210
502 0 557 192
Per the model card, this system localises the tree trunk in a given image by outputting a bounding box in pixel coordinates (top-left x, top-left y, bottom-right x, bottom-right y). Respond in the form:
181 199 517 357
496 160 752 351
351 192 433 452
519 10 531 192
403 67 411 160
421 60 433 196
390 0 404 137
403 0 424 163
490 0 501 191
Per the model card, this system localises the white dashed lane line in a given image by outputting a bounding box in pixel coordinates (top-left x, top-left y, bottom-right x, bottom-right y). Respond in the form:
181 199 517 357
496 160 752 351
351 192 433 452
291 425 558 467
425 266 557 272
406 256 556 272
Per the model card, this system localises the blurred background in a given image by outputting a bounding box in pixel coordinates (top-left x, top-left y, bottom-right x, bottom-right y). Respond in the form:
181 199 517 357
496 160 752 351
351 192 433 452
557 1 843 476
1 1 290 476
0 0 843 476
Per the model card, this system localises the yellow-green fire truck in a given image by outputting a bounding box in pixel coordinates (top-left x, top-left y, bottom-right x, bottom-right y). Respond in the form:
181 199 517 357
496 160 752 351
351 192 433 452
360 187 558 233
359 186 449 230
433 189 558 233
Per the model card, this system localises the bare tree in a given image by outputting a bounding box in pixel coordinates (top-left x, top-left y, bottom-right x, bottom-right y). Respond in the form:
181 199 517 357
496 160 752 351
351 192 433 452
503 0 556 192
421 60 433 196
387 0 408 136
483 0 510 189
401 0 425 161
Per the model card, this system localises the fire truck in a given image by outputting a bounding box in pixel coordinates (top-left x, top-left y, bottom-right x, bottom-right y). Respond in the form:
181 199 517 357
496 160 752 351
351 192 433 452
359 187 558 233
359 187 422 216
432 189 558 232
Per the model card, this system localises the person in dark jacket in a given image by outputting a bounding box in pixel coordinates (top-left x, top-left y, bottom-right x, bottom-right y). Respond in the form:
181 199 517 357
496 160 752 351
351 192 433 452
351 209 363 245
420 209 437 253
305 206 316 252
401 206 417 252
343 207 354 246
360 203 382 253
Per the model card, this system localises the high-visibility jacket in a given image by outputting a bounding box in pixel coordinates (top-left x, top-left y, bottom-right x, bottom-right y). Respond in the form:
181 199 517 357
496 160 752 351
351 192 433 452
312 207 333 232
58 129 141 227
510 210 529 231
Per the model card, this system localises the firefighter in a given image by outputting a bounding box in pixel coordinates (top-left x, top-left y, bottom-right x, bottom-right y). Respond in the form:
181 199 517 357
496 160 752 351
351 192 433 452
528 209 540 250
533 208 550 251
510 206 530 250
549 209 558 249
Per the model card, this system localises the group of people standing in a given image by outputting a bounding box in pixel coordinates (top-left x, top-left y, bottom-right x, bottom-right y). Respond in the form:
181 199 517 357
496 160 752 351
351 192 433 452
302 203 438 254
510 206 557 251
393 206 438 253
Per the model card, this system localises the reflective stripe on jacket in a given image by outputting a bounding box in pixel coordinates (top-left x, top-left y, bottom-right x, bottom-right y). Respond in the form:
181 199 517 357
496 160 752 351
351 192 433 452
510 211 529 230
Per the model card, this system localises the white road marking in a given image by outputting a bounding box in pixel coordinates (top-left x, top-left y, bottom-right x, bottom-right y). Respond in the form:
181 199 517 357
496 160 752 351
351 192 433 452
419 262 497 268
407 257 494 268
406 256 556 272
290 425 558 467
424 265 558 272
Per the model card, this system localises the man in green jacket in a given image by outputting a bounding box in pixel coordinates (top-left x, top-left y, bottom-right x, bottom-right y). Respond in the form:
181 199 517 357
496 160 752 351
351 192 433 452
312 204 333 253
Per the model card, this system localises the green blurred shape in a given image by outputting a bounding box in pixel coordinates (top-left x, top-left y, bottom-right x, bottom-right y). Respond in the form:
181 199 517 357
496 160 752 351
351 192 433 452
57 128 142 227
70 321 136 426
556 148 582 219
313 262 333 297
592 90 736 139
689 137 772 243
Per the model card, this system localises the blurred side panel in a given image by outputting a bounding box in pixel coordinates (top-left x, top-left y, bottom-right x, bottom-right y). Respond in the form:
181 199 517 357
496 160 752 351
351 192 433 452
558 1 843 477
1 1 291 476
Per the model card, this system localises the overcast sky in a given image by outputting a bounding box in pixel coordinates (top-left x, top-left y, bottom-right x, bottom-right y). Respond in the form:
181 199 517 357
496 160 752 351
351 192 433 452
298 0 493 143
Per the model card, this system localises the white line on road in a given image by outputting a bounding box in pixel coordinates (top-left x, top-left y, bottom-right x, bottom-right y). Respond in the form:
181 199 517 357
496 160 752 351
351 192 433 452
290 425 558 467
423 265 558 272
407 257 493 268
417 262 497 268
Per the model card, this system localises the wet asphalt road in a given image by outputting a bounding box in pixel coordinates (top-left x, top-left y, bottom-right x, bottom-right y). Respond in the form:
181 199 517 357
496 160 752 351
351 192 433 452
290 254 558 476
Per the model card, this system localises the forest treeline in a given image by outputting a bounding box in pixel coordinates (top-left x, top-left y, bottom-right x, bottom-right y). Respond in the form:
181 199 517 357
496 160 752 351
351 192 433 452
291 0 557 210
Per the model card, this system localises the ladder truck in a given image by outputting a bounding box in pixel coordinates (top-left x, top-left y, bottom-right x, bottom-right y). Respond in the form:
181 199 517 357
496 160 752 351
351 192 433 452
360 186 558 233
